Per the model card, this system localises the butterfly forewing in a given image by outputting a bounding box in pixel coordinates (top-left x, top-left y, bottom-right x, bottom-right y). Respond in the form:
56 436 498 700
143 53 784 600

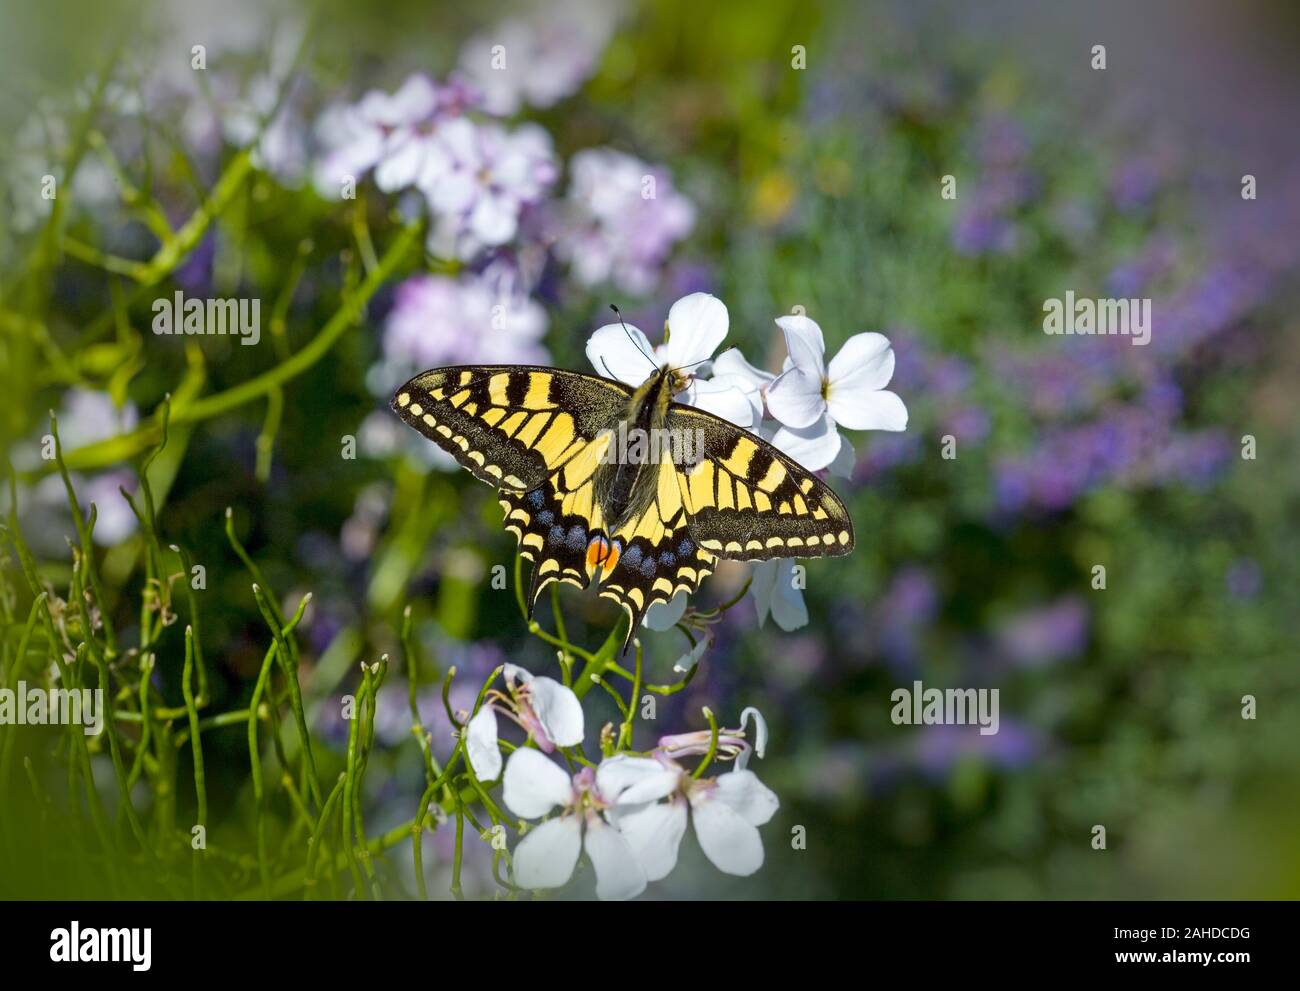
391 366 631 492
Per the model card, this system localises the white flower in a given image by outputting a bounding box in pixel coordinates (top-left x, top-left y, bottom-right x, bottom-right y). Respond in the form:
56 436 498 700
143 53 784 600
603 712 776 881
584 292 754 427
710 347 775 427
502 750 652 900
465 664 584 781
748 558 809 632
764 315 907 472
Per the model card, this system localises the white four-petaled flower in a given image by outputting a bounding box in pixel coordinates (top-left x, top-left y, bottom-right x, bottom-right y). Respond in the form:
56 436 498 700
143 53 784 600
764 314 908 471
605 711 778 881
465 664 583 781
585 292 754 428
502 750 657 900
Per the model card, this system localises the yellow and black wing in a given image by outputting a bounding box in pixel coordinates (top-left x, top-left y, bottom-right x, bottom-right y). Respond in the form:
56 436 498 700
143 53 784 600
393 366 854 652
668 404 855 560
588 405 853 648
393 365 636 624
592 456 719 645
391 366 630 492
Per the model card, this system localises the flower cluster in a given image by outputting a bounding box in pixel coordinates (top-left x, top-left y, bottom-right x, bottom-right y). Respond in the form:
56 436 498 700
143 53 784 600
465 664 776 900
587 292 908 633
557 148 697 296
585 292 908 471
314 74 558 260
456 0 623 116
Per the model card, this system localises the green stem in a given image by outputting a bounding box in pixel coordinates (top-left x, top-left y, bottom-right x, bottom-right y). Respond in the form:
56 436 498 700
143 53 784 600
573 618 629 700
182 626 206 896
56 222 422 472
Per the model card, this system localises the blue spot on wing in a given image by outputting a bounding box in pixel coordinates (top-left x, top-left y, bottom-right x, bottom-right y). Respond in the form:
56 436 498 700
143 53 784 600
565 525 587 551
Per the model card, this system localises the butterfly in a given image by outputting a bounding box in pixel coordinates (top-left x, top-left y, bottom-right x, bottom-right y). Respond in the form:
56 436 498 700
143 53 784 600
392 355 854 652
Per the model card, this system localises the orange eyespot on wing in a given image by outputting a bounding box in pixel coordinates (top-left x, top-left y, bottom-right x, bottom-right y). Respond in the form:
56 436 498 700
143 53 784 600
585 535 621 582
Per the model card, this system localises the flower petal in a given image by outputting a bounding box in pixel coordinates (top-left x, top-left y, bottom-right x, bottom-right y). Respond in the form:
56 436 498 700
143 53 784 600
748 559 778 627
430 169 477 213
375 133 425 191
711 347 775 388
528 675 585 748
513 815 582 890
827 388 909 432
765 368 826 429
827 432 857 478
774 314 827 376
584 815 647 900
672 633 712 674
713 769 780 826
470 191 519 246
689 790 766 876
502 748 573 819
502 663 533 685
465 706 502 781
643 590 688 631
612 797 688 882
664 292 728 370
681 378 755 428
596 754 681 805
739 707 768 763
769 559 809 632
768 414 841 471
586 321 659 386
827 332 896 393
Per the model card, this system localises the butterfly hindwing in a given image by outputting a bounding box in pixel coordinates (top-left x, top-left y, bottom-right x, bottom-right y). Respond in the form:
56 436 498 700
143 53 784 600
667 404 855 560
595 458 718 642
391 366 631 492
499 483 592 606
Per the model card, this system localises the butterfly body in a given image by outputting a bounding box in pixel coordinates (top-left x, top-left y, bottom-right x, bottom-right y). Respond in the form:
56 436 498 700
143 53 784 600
392 363 854 650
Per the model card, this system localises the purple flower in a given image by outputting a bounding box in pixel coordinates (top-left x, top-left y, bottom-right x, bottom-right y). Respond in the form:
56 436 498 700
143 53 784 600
456 0 622 116
873 567 938 673
1225 559 1262 600
381 272 548 373
313 74 461 197
555 147 696 296
996 597 1089 668
424 118 557 259
913 719 1043 779
952 205 1019 256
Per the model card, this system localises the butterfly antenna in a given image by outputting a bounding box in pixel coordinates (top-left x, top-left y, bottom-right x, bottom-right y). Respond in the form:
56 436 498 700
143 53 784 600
670 345 735 376
610 303 658 370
